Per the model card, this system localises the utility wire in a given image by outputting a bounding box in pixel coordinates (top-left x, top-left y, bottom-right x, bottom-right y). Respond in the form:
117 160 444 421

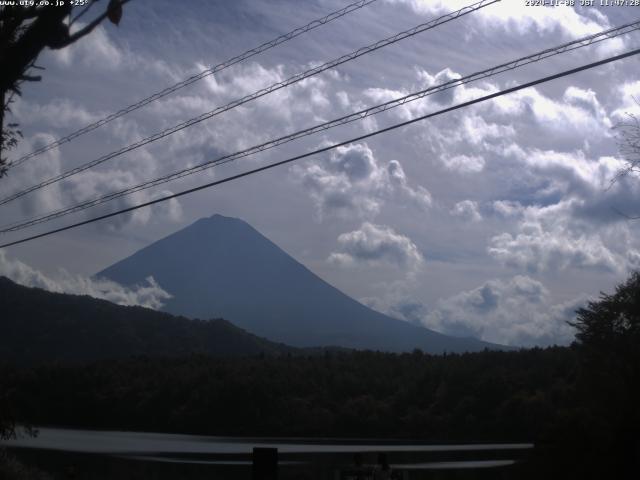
2 19 638 234
2 46 639 249
0 0 498 207
8 0 381 169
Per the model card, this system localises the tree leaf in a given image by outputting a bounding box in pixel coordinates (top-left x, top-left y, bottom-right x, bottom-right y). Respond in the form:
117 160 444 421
107 0 123 26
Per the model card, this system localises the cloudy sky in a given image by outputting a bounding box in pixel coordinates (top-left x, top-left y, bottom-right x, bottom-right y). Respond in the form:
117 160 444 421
3 0 640 347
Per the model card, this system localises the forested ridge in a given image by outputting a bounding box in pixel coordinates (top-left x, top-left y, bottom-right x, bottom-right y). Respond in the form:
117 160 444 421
0 276 300 363
1 347 578 440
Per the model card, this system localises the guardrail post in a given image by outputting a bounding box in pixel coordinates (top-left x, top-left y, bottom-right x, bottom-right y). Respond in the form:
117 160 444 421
253 447 278 480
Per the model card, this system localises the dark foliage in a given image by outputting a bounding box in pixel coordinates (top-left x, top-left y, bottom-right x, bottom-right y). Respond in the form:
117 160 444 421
0 348 579 441
572 271 640 347
570 272 640 472
0 1 129 174
0 451 51 480
0 276 298 364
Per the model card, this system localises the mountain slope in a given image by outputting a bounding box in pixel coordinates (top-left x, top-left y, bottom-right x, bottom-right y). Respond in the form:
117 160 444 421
98 214 501 353
0 276 297 364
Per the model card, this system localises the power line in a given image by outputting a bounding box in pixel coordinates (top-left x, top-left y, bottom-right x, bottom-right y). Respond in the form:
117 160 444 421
8 0 381 169
1 20 637 234
0 0 498 207
2 46 638 249
1 19 637 234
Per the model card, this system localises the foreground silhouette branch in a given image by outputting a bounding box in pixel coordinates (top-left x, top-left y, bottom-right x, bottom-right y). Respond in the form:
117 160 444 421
0 0 131 177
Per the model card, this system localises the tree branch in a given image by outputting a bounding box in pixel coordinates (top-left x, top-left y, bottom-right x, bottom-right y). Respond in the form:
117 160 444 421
56 0 132 48
0 6 42 22
69 0 99 27
19 74 41 82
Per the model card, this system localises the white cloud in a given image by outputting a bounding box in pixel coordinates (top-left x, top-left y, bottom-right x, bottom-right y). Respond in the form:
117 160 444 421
49 22 179 80
220 62 286 97
460 115 516 147
366 70 610 163
156 190 183 222
481 141 640 276
56 165 184 232
491 200 525 218
329 222 424 269
613 81 640 119
489 223 621 273
442 154 485 173
197 61 336 124
336 91 351 109
387 160 432 210
391 0 610 38
362 67 493 122
362 294 428 325
365 275 588 346
2 118 186 233
52 24 123 70
489 87 612 146
291 143 431 219
563 87 608 120
11 97 101 130
3 135 65 216
422 275 587 347
487 198 639 274
509 149 624 199
0 250 171 310
451 200 482 222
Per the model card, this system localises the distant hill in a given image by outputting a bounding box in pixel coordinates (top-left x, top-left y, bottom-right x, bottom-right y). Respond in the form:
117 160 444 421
98 214 503 353
0 276 298 365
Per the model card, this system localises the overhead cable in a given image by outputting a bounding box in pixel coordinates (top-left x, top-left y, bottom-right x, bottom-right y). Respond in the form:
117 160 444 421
2 19 637 234
2 45 639 249
8 0 381 169
0 0 498 207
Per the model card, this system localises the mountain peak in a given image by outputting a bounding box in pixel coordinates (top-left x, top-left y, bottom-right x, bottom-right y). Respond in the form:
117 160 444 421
188 213 244 228
98 215 503 353
208 213 240 222
189 214 259 235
